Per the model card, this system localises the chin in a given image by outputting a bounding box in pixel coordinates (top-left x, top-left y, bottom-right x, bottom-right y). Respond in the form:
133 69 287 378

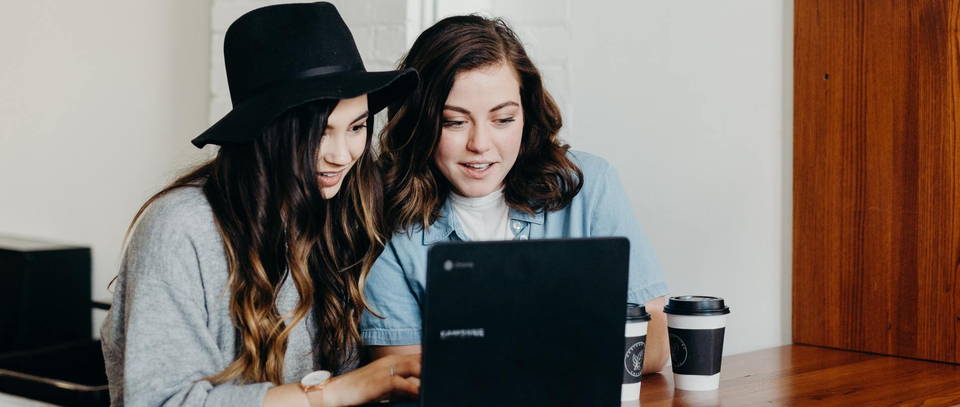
457 184 498 198
321 186 341 199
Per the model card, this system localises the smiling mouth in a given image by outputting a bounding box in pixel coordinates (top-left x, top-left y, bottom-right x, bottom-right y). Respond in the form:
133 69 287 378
317 171 343 187
462 163 493 170
460 162 496 179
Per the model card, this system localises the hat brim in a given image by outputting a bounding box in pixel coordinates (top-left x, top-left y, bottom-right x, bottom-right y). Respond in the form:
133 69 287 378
192 68 418 148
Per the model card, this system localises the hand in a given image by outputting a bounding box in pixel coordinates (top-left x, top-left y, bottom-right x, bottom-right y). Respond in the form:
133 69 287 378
321 354 421 407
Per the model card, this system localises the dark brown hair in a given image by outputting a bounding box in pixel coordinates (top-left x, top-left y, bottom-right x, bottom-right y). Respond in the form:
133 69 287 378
119 99 383 384
378 15 583 232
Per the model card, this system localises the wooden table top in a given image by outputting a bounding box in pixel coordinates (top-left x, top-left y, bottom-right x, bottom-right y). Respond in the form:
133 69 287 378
628 344 960 406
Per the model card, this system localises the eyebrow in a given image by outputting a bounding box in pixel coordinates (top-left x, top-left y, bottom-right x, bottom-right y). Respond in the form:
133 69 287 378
351 111 370 124
443 101 520 115
327 111 369 130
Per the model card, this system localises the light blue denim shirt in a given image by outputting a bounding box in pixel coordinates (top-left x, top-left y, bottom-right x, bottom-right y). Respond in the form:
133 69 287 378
360 150 668 346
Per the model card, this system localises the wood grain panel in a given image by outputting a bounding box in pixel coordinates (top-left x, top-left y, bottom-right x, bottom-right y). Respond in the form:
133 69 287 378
793 0 960 363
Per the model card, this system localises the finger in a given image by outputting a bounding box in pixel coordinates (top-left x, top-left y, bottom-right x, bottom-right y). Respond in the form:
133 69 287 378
391 358 422 378
407 377 421 388
391 376 420 399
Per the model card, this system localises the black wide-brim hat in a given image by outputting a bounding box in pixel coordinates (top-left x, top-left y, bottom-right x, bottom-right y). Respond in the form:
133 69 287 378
192 2 418 148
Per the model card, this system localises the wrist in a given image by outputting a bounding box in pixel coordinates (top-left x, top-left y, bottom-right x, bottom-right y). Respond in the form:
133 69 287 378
304 389 325 407
299 370 333 407
320 379 340 407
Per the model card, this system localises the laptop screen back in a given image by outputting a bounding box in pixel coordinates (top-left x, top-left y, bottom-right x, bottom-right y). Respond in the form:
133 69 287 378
421 237 630 406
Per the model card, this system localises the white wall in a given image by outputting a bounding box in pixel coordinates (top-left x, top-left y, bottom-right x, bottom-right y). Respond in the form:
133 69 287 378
567 1 793 355
0 1 212 333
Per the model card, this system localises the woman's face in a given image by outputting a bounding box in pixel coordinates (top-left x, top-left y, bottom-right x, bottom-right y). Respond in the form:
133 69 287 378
317 94 368 199
434 63 524 197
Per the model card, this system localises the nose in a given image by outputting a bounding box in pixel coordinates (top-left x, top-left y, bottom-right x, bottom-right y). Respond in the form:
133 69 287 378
321 134 351 166
466 123 493 153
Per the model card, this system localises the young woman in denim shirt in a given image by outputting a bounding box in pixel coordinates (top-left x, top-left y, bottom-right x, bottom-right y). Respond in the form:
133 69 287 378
361 15 670 375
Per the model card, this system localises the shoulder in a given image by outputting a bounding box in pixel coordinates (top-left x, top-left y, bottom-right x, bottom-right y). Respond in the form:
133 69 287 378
565 150 618 193
385 225 427 252
134 187 216 242
123 187 222 282
566 150 614 181
376 222 438 272
566 149 611 171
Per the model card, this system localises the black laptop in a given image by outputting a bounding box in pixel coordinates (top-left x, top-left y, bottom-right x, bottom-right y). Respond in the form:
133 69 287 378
417 237 631 406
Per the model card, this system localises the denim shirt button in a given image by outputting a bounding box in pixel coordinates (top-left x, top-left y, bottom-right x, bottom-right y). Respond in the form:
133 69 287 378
512 221 522 230
519 235 528 240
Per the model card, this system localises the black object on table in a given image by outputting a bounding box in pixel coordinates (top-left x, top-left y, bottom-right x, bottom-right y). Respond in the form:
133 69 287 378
0 235 107 406
0 235 92 354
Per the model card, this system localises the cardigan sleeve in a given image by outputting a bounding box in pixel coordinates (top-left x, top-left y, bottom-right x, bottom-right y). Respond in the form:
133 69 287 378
100 190 273 407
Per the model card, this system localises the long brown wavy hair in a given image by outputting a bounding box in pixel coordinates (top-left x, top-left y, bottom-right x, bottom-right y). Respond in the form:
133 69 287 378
378 15 583 232
119 99 383 384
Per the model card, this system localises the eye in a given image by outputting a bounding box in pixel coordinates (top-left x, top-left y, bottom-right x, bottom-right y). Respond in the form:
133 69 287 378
349 123 367 133
442 120 467 129
494 117 516 127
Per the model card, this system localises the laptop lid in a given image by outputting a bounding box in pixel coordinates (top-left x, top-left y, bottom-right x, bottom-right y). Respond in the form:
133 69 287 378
421 237 630 406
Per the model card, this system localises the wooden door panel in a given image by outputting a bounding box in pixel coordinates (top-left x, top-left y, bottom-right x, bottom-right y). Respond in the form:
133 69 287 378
793 0 960 363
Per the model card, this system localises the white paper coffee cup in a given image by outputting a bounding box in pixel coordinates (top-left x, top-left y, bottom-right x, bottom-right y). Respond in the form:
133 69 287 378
663 296 730 391
622 303 651 401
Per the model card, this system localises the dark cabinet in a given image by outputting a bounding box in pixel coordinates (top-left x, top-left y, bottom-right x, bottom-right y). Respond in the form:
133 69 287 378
0 236 92 353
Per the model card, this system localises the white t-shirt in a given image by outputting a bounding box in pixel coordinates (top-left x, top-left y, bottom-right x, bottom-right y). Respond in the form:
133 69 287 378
448 189 513 241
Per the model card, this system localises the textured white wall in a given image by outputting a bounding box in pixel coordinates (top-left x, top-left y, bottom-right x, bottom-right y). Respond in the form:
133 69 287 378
0 0 212 338
208 0 411 125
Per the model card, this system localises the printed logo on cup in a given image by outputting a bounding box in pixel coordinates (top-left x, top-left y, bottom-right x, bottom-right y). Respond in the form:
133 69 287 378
623 341 645 377
670 333 688 368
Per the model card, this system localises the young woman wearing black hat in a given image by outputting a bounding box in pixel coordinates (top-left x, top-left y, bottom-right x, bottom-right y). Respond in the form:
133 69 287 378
100 3 420 407
361 15 671 378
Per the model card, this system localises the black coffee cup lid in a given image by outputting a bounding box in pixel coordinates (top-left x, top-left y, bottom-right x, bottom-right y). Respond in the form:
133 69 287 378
663 295 730 316
626 303 651 321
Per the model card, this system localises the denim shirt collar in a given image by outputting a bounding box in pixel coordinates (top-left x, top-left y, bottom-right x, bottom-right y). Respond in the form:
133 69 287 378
422 197 545 245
